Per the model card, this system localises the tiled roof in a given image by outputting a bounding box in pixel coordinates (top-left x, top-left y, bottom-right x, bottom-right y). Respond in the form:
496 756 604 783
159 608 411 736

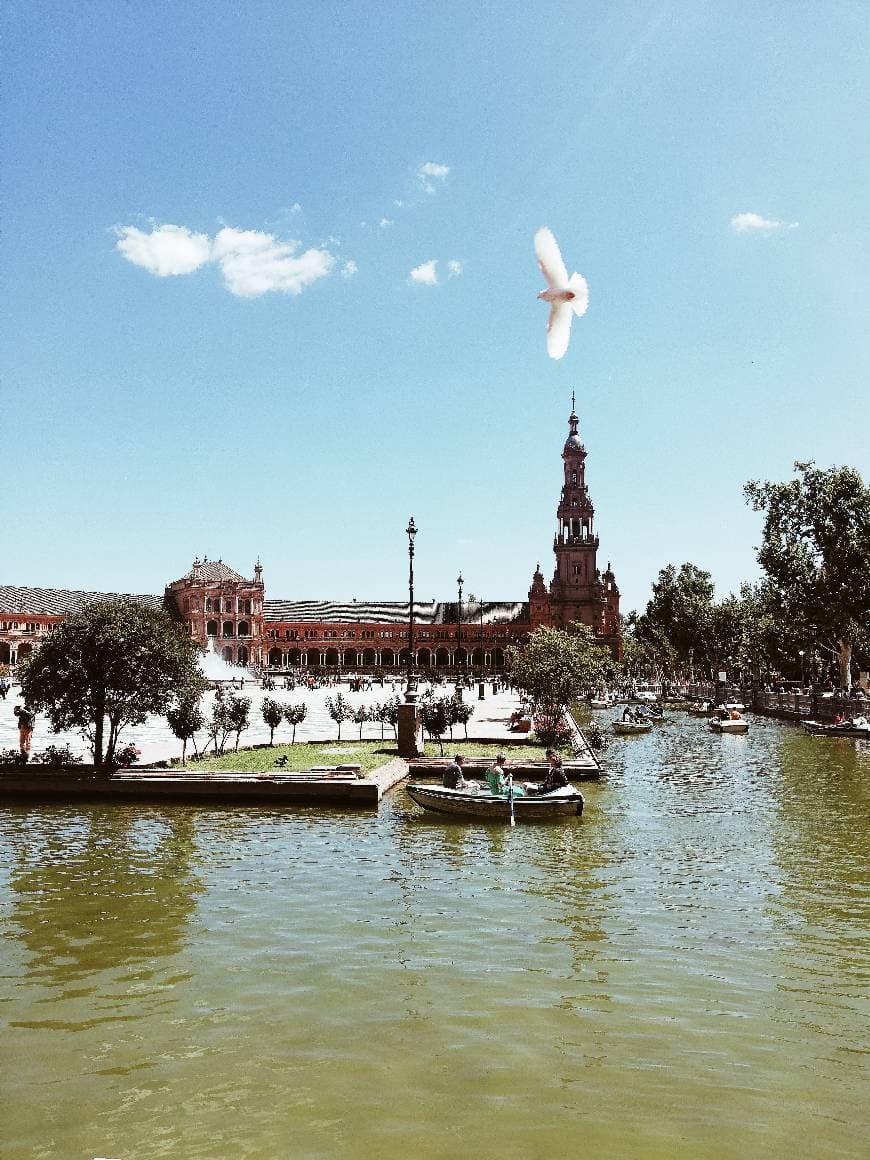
171 559 251 585
263 599 529 625
0 585 163 616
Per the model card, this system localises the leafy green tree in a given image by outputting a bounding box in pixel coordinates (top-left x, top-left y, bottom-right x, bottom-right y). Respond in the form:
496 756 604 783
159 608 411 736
261 697 284 745
20 599 206 773
420 695 451 755
166 696 205 764
353 704 369 740
634 563 715 678
226 694 251 751
452 697 474 739
325 693 353 740
380 695 401 739
745 461 870 688
284 702 307 743
207 696 234 755
506 624 612 735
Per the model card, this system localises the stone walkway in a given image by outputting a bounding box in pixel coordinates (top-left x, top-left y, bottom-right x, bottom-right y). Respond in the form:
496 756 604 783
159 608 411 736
0 680 525 765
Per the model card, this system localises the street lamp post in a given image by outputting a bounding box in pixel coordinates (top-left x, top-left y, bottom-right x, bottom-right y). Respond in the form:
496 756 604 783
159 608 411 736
405 517 417 703
456 572 464 695
477 596 487 700
808 624 818 690
799 649 805 689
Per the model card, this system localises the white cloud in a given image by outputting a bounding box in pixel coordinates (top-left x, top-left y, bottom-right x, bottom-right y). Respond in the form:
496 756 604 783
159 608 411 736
410 259 439 285
393 199 404 208
731 211 798 233
416 161 450 193
447 259 462 277
212 227 336 297
379 218 394 229
289 202 303 214
114 223 212 276
342 259 358 278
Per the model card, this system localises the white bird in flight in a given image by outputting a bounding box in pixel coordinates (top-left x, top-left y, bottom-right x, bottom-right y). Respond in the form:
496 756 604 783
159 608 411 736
534 227 589 360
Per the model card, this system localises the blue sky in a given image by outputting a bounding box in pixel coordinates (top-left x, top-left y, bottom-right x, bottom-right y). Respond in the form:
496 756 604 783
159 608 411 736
3 1 868 614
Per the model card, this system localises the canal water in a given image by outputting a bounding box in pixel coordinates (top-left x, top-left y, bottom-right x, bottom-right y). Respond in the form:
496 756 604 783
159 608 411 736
1 714 867 1159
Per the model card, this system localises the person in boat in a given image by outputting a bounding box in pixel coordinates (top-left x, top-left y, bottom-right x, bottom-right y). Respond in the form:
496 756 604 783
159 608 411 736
528 754 569 796
729 709 743 720
442 754 478 791
485 755 525 797
622 705 636 722
833 711 846 725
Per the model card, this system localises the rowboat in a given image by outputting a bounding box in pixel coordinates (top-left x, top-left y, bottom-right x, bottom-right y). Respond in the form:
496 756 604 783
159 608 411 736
406 783 584 820
803 720 870 739
612 720 653 735
708 717 749 734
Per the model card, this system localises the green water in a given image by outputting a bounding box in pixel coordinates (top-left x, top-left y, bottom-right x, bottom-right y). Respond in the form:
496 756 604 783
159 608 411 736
1 715 867 1160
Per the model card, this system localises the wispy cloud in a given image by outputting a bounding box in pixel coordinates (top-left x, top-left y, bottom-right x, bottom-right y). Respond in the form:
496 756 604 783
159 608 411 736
447 259 462 277
410 259 439 285
731 211 798 233
115 221 337 297
341 259 358 278
416 161 450 193
114 224 212 276
378 218 394 229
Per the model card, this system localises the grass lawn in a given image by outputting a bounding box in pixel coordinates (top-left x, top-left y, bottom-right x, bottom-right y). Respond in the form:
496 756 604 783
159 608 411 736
171 737 547 775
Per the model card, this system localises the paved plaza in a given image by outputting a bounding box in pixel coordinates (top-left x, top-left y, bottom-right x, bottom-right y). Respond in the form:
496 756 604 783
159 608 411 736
0 679 526 765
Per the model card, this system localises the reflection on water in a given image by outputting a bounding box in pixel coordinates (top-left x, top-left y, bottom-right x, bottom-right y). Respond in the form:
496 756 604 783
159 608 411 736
0 716 868 1160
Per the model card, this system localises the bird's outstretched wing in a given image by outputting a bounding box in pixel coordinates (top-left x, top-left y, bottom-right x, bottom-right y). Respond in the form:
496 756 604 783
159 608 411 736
547 301 573 360
535 226 568 289
569 271 589 317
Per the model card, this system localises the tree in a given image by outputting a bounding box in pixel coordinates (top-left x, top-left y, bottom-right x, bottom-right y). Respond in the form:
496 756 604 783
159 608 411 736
226 693 251 751
166 696 205 764
452 697 474 739
20 599 206 773
325 693 353 740
506 624 613 740
382 691 403 737
284 702 307 743
420 695 451 755
745 461 870 688
207 696 234 755
353 703 369 740
261 697 284 746
633 563 715 679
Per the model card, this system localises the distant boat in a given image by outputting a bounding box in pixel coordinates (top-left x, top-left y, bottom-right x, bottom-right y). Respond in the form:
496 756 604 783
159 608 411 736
406 783 584 820
612 720 653 735
708 716 749 734
588 696 611 709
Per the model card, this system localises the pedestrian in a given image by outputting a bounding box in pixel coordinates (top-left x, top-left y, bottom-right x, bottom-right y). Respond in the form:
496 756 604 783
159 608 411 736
0 678 8 700
13 704 35 758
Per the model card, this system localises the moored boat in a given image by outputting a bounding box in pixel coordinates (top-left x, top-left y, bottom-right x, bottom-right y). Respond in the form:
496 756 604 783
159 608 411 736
803 719 870 739
406 783 584 820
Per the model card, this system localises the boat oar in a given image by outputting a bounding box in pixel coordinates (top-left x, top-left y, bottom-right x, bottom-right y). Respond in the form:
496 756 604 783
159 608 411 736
508 772 515 827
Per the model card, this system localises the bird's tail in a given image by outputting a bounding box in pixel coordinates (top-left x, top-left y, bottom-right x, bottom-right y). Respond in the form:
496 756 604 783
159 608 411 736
569 272 590 317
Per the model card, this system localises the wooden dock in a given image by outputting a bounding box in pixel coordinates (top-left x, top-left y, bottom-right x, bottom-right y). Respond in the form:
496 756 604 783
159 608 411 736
0 760 410 808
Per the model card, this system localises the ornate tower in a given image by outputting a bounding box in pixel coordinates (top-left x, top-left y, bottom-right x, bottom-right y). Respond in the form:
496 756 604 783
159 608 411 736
536 402 621 656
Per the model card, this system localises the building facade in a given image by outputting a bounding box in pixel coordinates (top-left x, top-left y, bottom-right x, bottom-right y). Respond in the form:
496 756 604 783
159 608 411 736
1 407 620 670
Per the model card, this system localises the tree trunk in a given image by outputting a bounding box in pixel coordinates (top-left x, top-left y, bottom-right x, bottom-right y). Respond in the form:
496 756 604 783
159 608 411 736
93 691 105 772
182 738 187 764
838 639 853 689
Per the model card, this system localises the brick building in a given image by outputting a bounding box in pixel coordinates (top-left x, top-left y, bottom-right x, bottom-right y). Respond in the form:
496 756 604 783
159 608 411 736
0 406 620 670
